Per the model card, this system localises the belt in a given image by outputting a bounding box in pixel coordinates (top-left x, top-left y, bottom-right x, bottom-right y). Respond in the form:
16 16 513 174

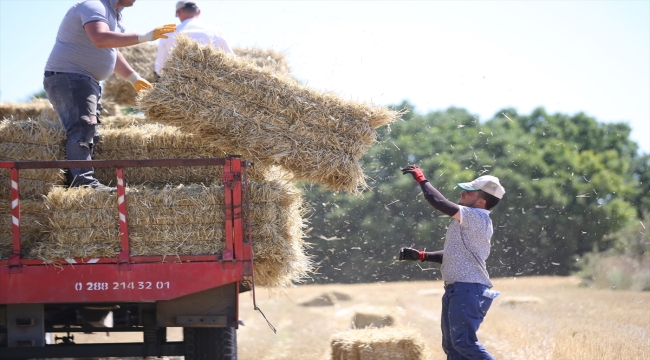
44 71 69 77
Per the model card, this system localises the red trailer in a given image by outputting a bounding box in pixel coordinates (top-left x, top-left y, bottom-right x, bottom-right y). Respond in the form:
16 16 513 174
0 156 256 359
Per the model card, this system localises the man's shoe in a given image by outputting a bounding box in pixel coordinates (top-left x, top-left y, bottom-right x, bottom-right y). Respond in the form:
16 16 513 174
86 181 117 194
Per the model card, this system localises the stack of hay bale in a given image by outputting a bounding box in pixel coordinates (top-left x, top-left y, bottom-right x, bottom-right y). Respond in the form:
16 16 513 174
1 38 399 288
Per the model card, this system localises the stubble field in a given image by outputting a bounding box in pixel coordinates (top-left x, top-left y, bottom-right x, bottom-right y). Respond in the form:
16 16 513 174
68 276 650 359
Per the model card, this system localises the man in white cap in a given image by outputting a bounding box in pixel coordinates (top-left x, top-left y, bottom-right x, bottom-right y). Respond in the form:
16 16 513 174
155 1 234 76
399 165 505 360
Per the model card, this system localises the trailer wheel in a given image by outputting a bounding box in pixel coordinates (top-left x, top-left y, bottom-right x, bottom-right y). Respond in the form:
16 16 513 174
184 327 237 360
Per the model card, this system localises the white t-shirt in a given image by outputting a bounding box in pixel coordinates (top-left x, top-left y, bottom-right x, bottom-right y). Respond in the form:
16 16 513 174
440 206 494 288
155 17 233 74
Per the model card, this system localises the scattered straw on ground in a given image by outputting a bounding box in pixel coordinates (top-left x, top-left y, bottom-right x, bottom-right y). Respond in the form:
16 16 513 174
102 43 158 107
330 327 428 360
0 117 66 199
138 36 400 193
0 99 58 121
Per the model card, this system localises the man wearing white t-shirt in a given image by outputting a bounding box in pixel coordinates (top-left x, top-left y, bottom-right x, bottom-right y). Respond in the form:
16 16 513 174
399 166 506 360
155 1 234 76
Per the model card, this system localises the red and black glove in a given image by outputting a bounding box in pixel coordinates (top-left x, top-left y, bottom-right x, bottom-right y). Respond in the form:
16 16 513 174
401 165 427 184
398 247 425 261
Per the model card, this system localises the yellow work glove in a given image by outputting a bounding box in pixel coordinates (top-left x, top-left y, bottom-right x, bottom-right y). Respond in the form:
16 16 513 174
137 24 176 43
125 72 153 92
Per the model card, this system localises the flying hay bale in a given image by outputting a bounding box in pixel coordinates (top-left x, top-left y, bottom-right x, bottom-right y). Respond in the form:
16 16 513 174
102 43 158 107
0 118 66 199
0 200 46 259
351 306 395 329
330 327 428 360
29 179 309 287
0 99 58 121
138 36 400 193
300 293 336 307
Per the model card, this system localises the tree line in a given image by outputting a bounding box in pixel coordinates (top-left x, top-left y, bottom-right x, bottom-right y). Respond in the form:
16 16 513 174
302 102 649 284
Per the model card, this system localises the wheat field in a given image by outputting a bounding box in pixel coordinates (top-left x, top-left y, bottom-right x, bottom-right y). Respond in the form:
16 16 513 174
65 276 650 359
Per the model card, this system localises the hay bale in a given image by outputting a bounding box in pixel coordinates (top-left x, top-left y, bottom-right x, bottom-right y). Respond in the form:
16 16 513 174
352 306 395 329
499 295 544 306
300 293 335 307
330 327 428 360
138 36 400 193
0 118 66 199
0 200 47 259
93 123 282 186
102 43 158 107
0 99 58 121
234 47 290 75
100 113 148 129
29 179 309 287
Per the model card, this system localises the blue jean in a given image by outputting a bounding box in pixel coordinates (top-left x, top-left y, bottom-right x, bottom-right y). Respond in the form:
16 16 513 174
43 72 102 186
441 282 495 360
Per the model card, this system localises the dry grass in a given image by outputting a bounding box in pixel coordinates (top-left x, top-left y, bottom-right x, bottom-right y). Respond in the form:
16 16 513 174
0 117 66 199
138 36 400 193
55 277 650 359
0 99 58 121
234 47 291 75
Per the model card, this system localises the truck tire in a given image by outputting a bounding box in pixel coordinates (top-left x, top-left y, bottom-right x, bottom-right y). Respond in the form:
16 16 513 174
184 327 237 360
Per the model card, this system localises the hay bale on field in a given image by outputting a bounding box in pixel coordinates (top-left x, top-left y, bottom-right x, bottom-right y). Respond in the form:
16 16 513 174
0 200 47 258
300 293 336 307
102 43 158 106
0 99 58 121
138 36 400 193
352 306 395 329
330 327 428 360
29 179 309 287
331 291 352 301
499 295 544 306
0 118 66 199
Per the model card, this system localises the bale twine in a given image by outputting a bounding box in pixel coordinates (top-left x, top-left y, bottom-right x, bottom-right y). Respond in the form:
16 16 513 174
0 100 58 121
0 118 66 200
137 36 400 193
102 43 159 107
0 200 47 259
330 327 428 360
29 179 309 287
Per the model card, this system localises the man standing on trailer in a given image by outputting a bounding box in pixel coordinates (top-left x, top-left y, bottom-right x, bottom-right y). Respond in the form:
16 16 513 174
44 0 175 191
155 1 234 77
399 165 505 360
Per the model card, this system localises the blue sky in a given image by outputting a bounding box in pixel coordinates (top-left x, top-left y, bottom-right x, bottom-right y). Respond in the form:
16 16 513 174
1 0 648 154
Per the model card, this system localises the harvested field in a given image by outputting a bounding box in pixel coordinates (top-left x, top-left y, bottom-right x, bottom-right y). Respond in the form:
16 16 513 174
0 99 58 121
138 36 400 193
0 117 66 199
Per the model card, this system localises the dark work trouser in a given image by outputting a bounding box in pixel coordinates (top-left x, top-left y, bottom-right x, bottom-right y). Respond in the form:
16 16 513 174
43 72 102 186
441 282 495 360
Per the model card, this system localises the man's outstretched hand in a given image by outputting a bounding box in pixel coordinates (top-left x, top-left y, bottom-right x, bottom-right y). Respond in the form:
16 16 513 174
401 165 427 184
399 247 423 261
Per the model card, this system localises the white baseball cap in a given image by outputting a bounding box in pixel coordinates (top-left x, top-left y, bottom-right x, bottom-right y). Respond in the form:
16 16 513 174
176 1 199 12
457 175 505 199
